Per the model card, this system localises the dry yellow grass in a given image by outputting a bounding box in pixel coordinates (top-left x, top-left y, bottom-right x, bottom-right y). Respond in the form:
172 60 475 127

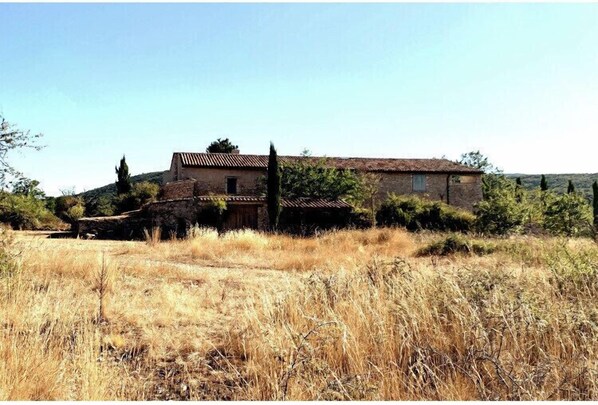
1 227 597 400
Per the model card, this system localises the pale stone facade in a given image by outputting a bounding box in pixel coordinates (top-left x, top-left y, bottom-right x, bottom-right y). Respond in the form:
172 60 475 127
163 153 483 211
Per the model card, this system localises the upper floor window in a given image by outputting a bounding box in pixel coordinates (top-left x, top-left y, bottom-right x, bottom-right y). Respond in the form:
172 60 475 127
412 174 426 192
226 177 238 194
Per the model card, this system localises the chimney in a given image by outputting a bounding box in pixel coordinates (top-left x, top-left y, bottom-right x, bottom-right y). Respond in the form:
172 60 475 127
231 148 240 154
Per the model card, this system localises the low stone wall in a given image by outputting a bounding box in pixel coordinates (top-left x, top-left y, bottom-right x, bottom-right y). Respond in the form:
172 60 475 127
74 210 149 240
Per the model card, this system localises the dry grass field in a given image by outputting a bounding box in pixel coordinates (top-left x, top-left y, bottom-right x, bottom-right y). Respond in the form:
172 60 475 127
1 227 597 400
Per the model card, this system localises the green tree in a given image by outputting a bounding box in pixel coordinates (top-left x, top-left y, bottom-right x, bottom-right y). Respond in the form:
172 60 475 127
85 195 115 217
115 155 132 195
267 142 282 231
114 181 160 214
280 157 363 202
592 180 598 228
543 192 592 237
206 138 238 153
458 150 501 174
12 178 45 199
540 175 548 191
0 115 43 188
516 177 522 186
358 172 382 227
567 180 575 194
474 175 528 235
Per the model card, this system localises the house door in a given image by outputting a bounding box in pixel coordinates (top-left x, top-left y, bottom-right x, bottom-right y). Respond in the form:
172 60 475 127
224 205 259 230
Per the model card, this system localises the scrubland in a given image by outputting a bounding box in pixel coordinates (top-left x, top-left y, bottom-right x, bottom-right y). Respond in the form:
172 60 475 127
1 227 597 400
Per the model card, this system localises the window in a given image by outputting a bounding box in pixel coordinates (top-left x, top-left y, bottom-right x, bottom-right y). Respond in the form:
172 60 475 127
412 174 426 192
226 177 238 194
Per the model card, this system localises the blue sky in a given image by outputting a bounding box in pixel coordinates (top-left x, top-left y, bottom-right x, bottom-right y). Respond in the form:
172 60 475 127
1 3 597 196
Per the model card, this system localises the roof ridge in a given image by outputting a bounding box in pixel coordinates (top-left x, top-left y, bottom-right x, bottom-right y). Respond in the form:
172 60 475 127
175 151 455 161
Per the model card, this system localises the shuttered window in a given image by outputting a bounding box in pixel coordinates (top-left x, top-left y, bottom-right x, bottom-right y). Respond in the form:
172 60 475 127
412 174 426 192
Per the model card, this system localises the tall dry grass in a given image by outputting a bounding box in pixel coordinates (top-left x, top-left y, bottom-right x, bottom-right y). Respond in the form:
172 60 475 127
140 227 416 272
226 246 598 400
1 226 597 400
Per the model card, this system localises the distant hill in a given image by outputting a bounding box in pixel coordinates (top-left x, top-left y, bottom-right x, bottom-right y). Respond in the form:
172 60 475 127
79 171 166 200
505 173 598 200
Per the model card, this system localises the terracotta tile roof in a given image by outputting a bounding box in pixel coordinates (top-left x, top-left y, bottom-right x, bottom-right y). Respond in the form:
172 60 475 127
195 195 264 203
176 152 481 174
155 195 351 209
281 197 352 209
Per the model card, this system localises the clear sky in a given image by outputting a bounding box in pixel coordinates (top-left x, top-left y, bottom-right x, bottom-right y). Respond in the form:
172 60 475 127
1 3 597 196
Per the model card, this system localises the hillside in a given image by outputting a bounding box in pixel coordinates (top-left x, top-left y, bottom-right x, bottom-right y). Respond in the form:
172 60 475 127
79 171 166 200
505 173 598 200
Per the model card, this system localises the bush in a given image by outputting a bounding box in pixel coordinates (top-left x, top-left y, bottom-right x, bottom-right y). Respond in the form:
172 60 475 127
376 194 475 232
417 233 496 256
543 192 593 237
115 181 160 214
196 196 228 230
55 195 86 224
0 192 65 230
474 175 528 235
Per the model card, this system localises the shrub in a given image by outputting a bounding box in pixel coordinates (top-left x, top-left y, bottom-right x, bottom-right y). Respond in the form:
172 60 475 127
55 195 86 223
0 192 65 230
115 181 160 214
474 175 528 235
417 233 496 256
196 196 228 230
543 192 593 237
376 194 475 232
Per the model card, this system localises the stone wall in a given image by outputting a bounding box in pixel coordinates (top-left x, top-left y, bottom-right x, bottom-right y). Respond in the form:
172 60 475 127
75 210 148 240
179 167 266 196
145 199 199 237
377 173 450 203
377 172 482 210
448 175 483 211
161 179 196 200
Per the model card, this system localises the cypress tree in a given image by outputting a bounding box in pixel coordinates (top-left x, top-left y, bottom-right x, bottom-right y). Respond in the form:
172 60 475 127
115 155 132 195
267 142 281 231
593 180 598 227
516 177 522 186
567 180 575 194
540 175 548 191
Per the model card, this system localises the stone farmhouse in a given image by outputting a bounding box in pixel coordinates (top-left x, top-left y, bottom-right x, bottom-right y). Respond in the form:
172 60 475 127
149 151 483 231
76 150 483 238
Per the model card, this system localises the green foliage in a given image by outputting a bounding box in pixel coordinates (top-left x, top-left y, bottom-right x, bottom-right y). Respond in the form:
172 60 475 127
543 192 592 237
115 155 132 195
540 174 548 191
417 233 496 256
66 204 85 222
197 195 228 230
0 191 64 230
267 142 282 230
376 194 475 232
458 150 501 174
84 195 115 217
477 173 594 237
11 178 45 199
114 181 160 214
79 171 164 203
206 138 238 153
280 157 363 203
507 173 598 200
55 194 86 224
0 114 43 188
474 175 528 235
593 181 598 227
